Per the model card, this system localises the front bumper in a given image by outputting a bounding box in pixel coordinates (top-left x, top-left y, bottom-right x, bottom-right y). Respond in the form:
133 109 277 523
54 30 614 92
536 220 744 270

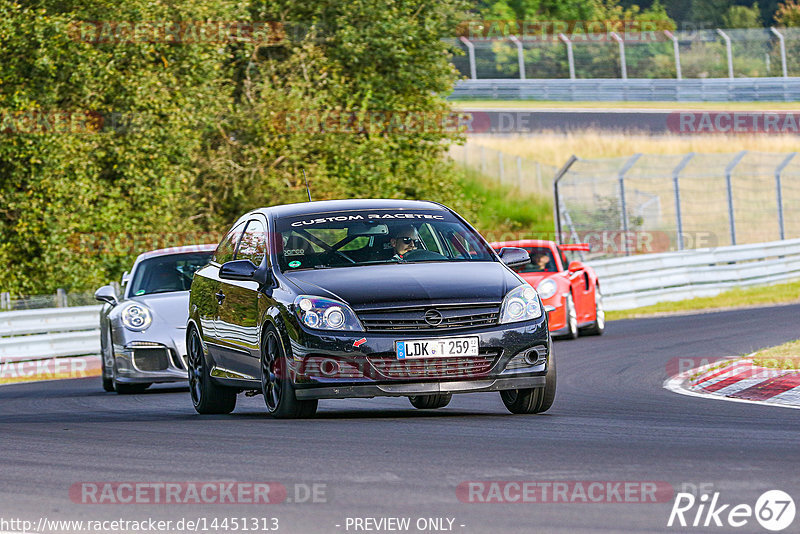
295 375 546 400
113 335 188 384
288 316 550 400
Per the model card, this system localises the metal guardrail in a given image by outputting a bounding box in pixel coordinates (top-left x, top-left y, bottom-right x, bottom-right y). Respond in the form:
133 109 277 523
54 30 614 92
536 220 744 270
1 240 798 359
590 238 800 311
451 78 800 102
0 305 101 363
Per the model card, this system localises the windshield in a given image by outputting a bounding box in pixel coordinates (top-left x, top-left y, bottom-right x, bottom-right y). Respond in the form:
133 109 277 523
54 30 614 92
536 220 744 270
275 209 496 271
128 252 213 296
518 247 559 273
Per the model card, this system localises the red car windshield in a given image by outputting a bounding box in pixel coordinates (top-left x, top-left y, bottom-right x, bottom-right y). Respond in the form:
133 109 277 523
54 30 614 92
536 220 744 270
518 247 559 273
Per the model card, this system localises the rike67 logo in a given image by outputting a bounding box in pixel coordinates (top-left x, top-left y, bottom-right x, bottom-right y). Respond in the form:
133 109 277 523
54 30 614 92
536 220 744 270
668 490 795 531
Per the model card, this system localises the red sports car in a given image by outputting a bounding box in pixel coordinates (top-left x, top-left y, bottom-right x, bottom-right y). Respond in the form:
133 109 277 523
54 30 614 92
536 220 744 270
490 240 604 339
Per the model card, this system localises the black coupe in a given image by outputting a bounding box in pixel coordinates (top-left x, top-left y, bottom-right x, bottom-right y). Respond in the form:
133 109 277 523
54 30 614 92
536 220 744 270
187 199 555 418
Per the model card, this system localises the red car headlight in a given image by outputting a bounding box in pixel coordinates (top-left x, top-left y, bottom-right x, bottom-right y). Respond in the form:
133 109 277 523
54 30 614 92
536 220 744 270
536 278 558 300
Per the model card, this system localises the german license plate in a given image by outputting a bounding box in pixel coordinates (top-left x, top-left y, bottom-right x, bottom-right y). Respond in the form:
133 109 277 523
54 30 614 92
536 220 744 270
396 336 479 359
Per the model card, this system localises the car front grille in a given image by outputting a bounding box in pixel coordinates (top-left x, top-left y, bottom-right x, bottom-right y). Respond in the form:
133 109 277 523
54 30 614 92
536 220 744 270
132 348 170 372
367 349 500 380
356 303 501 332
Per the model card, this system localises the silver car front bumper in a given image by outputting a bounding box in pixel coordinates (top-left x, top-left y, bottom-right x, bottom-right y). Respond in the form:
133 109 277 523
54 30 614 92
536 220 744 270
113 339 188 384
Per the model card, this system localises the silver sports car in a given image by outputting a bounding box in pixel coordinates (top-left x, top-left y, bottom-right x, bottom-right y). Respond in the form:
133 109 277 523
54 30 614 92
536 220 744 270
95 245 215 394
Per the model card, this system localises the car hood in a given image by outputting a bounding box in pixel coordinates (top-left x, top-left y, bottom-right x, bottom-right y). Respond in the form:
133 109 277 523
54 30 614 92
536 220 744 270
128 292 189 329
284 262 522 308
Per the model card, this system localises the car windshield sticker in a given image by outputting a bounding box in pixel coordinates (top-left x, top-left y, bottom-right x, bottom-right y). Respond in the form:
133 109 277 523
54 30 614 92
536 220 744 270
135 289 145 295
288 260 302 268
289 213 445 227
285 249 306 256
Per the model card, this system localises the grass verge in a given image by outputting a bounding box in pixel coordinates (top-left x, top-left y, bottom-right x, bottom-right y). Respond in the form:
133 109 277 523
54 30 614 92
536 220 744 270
751 340 800 370
606 279 800 321
452 166 553 242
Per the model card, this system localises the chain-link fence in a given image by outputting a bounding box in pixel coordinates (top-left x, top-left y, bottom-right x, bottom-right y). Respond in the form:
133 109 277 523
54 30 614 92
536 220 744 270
555 151 800 258
450 28 800 79
452 144 800 259
449 143 558 198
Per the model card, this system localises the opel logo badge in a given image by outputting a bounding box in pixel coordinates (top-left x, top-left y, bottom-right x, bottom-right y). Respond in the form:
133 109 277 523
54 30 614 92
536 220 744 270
424 309 443 326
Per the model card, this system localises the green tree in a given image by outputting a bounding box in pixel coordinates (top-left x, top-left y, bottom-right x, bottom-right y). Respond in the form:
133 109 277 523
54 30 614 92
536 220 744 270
775 0 800 25
722 2 764 27
0 0 472 295
190 0 468 231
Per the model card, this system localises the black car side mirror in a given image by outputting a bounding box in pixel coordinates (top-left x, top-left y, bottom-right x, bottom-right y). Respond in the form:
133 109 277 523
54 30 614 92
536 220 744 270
219 259 259 281
498 247 530 269
219 259 273 286
94 285 118 306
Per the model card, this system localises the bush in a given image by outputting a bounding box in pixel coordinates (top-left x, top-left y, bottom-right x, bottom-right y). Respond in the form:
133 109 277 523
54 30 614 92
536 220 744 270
0 0 469 295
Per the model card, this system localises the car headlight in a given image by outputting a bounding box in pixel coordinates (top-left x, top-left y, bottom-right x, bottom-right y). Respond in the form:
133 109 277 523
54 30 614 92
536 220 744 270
536 278 558 300
121 303 153 331
500 284 543 324
293 296 363 331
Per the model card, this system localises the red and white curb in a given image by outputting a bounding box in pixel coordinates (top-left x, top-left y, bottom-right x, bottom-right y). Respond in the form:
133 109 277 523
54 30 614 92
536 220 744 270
664 357 800 409
0 355 101 385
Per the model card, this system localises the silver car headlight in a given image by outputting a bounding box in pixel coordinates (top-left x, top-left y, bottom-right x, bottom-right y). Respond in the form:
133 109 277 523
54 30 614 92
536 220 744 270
536 278 558 300
293 295 363 331
121 303 153 332
500 284 543 324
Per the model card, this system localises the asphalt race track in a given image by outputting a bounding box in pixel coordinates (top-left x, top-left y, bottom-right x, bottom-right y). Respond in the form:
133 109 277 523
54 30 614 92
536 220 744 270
1 304 799 533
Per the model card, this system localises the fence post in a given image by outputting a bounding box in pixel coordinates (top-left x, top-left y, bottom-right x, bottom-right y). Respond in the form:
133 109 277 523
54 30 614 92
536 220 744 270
774 152 797 240
664 30 682 80
618 154 642 256
509 35 525 80
716 29 734 79
56 288 68 308
770 27 788 79
558 33 576 80
0 292 9 311
498 151 505 184
724 151 747 246
672 153 694 250
610 32 627 79
459 37 477 80
553 155 579 243
516 156 523 190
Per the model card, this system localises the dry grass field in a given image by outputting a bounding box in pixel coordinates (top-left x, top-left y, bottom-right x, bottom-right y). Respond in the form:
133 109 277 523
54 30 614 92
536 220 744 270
467 131 800 167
